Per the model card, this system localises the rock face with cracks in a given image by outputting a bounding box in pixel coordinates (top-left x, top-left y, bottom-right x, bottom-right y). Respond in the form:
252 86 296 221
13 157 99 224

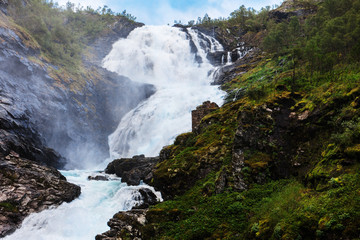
0 9 153 169
0 152 81 237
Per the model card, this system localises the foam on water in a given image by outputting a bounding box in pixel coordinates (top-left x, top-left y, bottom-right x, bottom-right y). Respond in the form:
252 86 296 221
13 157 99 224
103 25 225 159
4 170 162 240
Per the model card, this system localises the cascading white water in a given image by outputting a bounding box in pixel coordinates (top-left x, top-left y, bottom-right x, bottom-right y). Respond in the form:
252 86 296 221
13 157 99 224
5 25 226 240
4 170 162 240
103 25 224 159
227 51 232 64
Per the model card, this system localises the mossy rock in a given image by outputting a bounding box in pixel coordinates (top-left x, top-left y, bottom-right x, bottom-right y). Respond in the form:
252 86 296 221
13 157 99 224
146 208 181 223
174 132 195 146
344 144 360 158
0 201 19 213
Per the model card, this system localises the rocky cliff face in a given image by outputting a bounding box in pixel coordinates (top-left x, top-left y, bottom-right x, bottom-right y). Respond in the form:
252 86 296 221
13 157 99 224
0 6 150 237
0 9 152 169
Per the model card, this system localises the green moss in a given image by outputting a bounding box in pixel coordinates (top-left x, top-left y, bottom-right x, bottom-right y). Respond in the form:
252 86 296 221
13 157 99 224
0 202 19 212
245 152 272 170
153 101 241 196
345 144 360 157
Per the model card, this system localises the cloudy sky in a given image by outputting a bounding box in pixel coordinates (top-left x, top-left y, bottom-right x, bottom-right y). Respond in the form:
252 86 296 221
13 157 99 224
55 0 283 25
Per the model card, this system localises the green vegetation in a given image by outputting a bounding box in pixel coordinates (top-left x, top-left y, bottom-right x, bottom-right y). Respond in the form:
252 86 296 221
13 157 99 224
0 201 19 212
145 172 360 239
263 0 360 73
152 101 241 198
141 1 360 239
7 0 136 74
191 4 274 32
4 0 360 239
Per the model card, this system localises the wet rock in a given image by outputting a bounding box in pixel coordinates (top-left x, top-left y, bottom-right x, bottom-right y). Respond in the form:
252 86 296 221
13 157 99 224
95 209 147 240
0 104 66 168
105 155 159 185
87 175 109 181
133 188 159 209
212 48 261 86
0 0 8 14
96 187 160 240
0 152 81 238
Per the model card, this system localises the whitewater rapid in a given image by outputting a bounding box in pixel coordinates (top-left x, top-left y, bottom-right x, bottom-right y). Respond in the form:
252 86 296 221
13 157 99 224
5 25 226 240
4 170 162 240
103 25 225 158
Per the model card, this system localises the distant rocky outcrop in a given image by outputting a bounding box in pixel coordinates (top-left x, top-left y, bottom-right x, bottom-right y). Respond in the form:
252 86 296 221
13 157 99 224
269 0 319 21
0 152 81 237
105 155 159 185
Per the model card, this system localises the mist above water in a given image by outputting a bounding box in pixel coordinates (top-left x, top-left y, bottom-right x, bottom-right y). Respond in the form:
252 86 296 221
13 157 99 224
103 25 225 159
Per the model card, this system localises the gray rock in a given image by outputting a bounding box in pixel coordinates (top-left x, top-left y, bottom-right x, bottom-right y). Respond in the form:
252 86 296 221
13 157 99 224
0 152 81 238
88 175 109 181
105 155 159 186
95 209 147 240
133 188 159 209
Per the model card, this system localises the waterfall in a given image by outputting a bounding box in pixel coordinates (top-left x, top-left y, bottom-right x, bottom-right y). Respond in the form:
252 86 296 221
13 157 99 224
226 51 232 64
103 25 224 159
4 25 225 240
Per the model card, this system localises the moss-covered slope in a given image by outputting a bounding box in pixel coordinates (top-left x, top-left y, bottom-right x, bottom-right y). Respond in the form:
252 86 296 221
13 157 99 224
118 0 360 239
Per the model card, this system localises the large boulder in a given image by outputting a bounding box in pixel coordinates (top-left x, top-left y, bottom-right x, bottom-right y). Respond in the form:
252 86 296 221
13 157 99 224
0 152 81 237
95 209 147 240
105 155 159 185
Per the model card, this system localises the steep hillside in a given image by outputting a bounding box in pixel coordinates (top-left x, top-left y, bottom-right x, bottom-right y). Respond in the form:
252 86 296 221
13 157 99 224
99 0 360 239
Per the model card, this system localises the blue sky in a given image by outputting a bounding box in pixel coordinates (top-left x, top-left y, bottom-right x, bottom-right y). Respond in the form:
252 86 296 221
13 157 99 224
56 0 283 25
